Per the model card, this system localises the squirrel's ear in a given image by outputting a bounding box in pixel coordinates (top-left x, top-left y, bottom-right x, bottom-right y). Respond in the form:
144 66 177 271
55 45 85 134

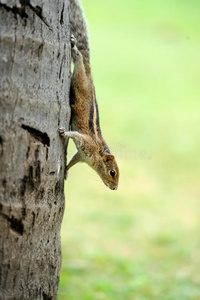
103 154 114 162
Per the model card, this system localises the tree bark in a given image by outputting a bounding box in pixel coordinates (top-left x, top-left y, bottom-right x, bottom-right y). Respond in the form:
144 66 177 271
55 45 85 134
0 1 70 299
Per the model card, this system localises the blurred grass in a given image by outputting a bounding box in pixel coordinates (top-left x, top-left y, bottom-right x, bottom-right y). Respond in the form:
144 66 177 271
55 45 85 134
58 0 200 299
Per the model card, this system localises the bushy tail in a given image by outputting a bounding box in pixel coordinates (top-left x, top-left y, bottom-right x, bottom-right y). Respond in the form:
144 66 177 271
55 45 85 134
69 0 90 67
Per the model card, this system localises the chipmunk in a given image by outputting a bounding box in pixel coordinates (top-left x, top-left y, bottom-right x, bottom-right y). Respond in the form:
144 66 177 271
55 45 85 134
59 0 119 190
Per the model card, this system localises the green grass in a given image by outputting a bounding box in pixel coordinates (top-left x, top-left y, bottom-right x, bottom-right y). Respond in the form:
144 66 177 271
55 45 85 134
58 0 200 299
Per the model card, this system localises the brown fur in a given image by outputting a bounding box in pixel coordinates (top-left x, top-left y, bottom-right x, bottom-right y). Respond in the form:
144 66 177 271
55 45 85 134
59 1 119 190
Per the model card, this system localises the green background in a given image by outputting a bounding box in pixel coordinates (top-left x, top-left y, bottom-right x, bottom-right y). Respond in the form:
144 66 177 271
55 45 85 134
58 0 200 299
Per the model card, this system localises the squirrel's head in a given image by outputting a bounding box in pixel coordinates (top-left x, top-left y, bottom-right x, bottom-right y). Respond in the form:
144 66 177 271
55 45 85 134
95 153 119 190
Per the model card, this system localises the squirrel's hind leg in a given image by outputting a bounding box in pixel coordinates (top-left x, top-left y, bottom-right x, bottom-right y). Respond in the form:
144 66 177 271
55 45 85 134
71 34 81 62
70 34 91 76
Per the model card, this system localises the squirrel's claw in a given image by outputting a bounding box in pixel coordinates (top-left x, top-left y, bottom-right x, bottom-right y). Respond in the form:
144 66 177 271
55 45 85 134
58 126 66 137
71 34 77 48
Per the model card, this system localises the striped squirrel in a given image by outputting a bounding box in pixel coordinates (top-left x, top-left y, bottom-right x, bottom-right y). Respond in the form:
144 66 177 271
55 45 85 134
59 0 119 190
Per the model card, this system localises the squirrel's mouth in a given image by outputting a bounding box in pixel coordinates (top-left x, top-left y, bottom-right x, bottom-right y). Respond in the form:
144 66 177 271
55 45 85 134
105 183 118 190
112 186 118 191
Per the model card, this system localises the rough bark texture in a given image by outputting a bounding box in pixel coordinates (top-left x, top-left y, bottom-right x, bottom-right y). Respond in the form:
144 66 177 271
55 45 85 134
0 1 70 299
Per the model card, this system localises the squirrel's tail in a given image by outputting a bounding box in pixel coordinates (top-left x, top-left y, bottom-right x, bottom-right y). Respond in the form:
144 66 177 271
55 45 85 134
69 0 90 70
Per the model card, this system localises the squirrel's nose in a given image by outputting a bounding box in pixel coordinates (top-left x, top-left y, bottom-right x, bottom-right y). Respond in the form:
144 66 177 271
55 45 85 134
112 187 116 190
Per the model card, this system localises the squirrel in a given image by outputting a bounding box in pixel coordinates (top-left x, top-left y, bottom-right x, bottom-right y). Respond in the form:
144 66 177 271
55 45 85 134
59 0 119 190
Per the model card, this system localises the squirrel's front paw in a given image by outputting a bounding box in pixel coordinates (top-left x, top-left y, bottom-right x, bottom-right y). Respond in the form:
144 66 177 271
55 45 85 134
58 126 66 137
71 34 77 48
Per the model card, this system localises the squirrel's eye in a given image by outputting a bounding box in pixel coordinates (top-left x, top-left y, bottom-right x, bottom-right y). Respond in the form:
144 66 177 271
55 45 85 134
110 170 115 177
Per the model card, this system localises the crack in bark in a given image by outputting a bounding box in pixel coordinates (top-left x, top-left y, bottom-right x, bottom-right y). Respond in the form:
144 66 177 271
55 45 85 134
58 56 64 79
1 214 24 235
0 1 52 31
60 1 64 25
21 124 50 147
0 3 28 18
42 291 53 300
0 136 3 156
28 2 53 31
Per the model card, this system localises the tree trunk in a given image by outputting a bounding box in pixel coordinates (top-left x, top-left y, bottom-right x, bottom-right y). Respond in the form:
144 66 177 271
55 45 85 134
0 1 70 299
